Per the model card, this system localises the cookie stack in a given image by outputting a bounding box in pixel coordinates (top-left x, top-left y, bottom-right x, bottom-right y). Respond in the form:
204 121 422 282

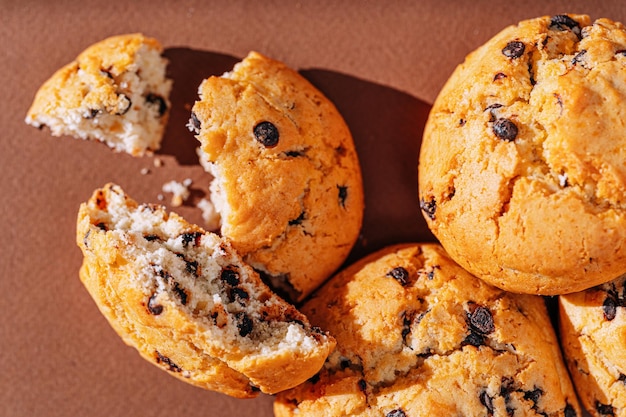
25 13 626 417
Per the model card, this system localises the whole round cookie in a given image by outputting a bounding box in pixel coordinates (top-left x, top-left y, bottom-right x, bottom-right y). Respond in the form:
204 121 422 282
418 14 626 294
25 33 172 156
188 51 364 302
560 275 626 416
274 243 580 416
76 184 335 398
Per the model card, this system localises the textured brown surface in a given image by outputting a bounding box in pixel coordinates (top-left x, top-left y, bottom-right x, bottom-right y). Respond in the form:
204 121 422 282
4 1 626 416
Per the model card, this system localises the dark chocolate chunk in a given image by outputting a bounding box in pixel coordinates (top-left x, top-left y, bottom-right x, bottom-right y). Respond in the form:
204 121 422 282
284 150 305 157
171 281 188 305
401 311 414 344
181 232 202 247
220 268 240 286
564 403 577 417
619 373 626 383
603 296 617 321
96 222 108 231
419 197 437 220
229 287 249 304
145 93 168 116
523 387 543 406
338 185 348 208
485 103 504 122
387 267 410 286
386 410 406 417
236 312 254 337
187 112 201 134
550 15 582 38
617 50 626 57
144 234 160 242
155 351 182 372
492 118 518 141
147 293 164 315
571 50 588 66
595 401 615 416
468 306 495 335
459 118 466 126
502 41 525 58
253 121 280 148
463 332 485 347
480 391 495 416
357 379 367 392
494 72 507 81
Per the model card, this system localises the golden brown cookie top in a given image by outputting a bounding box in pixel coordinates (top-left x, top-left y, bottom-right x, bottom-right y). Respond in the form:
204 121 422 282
275 243 579 416
418 15 626 294
190 51 364 302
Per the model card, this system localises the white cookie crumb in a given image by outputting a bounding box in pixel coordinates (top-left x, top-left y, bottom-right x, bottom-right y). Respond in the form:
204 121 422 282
162 179 192 207
197 197 221 231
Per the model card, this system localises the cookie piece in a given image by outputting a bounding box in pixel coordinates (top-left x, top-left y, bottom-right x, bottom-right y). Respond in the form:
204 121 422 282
418 14 626 294
560 275 626 416
25 33 172 156
76 184 335 398
188 51 364 302
274 243 580 416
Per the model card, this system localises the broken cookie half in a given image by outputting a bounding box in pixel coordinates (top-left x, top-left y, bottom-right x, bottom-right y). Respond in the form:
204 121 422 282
76 183 335 397
189 51 364 303
25 33 172 156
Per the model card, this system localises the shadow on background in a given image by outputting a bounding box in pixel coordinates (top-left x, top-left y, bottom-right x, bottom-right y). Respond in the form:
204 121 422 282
301 69 436 264
159 47 436 266
160 48 240 165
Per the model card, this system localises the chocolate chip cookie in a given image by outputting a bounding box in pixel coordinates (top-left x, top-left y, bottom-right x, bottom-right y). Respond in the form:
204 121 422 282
189 52 364 302
274 243 580 416
418 15 626 294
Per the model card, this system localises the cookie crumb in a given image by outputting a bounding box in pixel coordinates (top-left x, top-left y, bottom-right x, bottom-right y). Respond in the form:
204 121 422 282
162 179 192 207
197 197 221 231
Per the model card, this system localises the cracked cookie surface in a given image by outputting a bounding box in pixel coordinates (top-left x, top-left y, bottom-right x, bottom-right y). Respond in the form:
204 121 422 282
274 243 580 416
560 275 626 416
189 51 364 302
418 14 626 294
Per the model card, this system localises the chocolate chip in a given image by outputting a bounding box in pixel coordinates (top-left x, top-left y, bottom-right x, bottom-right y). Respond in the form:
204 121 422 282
387 267 409 286
502 41 525 58
228 287 249 304
253 121 279 148
459 118 466 126
619 374 626 383
493 72 507 81
386 410 406 417
571 50 588 66
595 401 615 416
617 50 626 57
485 103 504 122
401 311 414 344
524 387 543 405
147 293 164 315
468 306 495 335
181 232 202 247
564 403 577 417
155 351 182 372
492 118 518 142
463 332 485 347
603 296 617 321
284 150 305 157
145 93 168 116
144 234 160 242
550 15 582 38
357 379 367 392
236 312 254 337
338 185 348 208
185 260 199 277
220 268 240 286
308 373 321 384
480 391 495 416
96 222 108 231
187 112 201 134
171 281 188 305
420 197 436 220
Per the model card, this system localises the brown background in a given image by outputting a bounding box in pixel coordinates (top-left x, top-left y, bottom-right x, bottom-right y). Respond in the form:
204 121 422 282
3 1 625 416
